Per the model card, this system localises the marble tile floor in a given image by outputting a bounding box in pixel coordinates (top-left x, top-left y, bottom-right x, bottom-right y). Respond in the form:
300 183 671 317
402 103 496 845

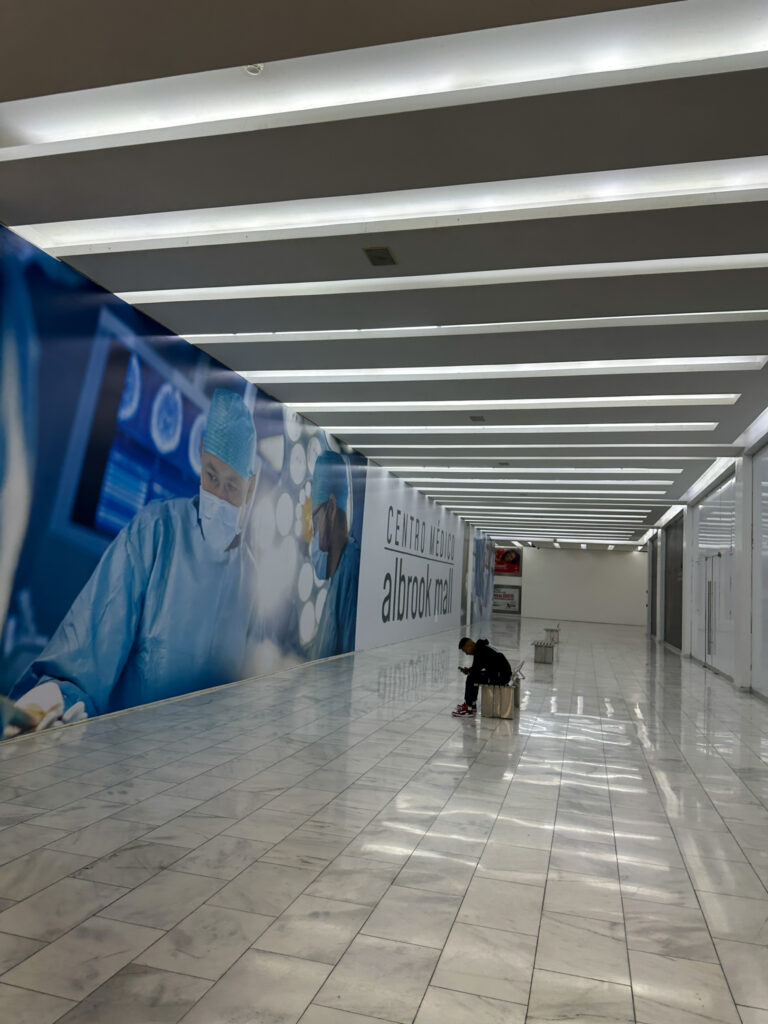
0 617 767 1023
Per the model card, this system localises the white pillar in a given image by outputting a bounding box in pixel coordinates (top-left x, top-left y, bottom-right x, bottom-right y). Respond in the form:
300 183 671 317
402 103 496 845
681 507 695 657
656 528 666 646
464 527 474 631
732 456 753 691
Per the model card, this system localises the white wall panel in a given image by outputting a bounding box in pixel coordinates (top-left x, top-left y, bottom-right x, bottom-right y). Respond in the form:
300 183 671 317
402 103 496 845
752 445 768 698
355 466 463 649
515 547 647 626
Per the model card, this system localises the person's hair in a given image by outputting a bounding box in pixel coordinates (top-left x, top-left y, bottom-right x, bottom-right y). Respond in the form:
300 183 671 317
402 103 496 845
458 637 472 650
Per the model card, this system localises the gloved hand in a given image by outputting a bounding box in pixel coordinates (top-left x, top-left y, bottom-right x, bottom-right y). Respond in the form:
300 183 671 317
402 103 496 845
12 680 88 732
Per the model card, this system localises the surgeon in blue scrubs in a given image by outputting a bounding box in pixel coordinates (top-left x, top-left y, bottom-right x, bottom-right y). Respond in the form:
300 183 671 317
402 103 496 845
12 388 263 727
309 451 361 660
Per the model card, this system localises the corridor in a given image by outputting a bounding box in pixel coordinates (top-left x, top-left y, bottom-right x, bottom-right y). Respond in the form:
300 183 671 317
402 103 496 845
0 618 767 1024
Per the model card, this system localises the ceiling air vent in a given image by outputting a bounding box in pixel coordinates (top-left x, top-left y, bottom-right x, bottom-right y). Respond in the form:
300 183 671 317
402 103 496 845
470 415 485 423
364 246 397 266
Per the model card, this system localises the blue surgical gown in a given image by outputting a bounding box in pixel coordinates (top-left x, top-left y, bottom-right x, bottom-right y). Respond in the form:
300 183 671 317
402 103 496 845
310 535 360 661
16 496 262 716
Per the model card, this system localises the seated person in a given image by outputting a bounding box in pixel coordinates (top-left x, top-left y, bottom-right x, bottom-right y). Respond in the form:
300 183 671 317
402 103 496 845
453 636 512 717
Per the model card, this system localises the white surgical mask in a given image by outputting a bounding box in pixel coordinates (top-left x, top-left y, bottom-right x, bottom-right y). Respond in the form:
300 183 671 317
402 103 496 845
310 531 328 580
199 486 240 552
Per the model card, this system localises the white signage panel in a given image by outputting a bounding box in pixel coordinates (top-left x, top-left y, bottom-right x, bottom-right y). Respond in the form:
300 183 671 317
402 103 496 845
355 467 464 650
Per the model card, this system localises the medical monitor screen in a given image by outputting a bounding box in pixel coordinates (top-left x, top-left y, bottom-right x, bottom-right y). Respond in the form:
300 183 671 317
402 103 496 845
68 336 207 542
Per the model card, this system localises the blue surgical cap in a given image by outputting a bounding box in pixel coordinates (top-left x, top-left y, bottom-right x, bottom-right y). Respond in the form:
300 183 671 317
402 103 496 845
202 389 256 479
312 450 348 511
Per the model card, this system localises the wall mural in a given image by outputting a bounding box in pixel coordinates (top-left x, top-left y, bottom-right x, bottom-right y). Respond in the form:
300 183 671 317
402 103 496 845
0 225 467 739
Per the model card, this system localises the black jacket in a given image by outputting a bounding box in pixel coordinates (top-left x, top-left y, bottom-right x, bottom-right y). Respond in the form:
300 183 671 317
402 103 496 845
468 639 512 684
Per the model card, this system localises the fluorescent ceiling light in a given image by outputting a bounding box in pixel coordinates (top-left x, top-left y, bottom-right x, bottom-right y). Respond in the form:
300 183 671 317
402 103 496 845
383 466 681 474
241 356 767 384
290 395 737 413
374 455 704 463
654 505 686 528
192 310 768 345
444 505 652 511
421 491 667 499
440 497 667 504
2 0 765 163
472 527 636 535
465 514 647 521
20 164 768 256
117 257 768 304
360 443 731 450
404 477 674 485
468 512 641 519
492 536 642 545
679 457 736 503
325 424 717 434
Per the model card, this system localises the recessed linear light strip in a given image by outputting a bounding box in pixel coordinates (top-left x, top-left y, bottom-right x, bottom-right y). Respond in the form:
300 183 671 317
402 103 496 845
466 516 641 525
466 516 651 524
20 160 768 257
384 466 683 474
360 443 734 450
374 455 704 462
325 423 717 434
491 536 644 545
462 510 649 517
241 356 767 384
193 310 768 345
2 1 765 164
423 491 671 499
117 256 768 304
445 507 652 515
465 525 638 533
468 521 639 529
439 499 668 507
404 477 675 485
290 394 737 413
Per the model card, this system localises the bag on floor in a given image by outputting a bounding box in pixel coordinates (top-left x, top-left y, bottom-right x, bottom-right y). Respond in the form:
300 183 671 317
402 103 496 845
481 684 515 720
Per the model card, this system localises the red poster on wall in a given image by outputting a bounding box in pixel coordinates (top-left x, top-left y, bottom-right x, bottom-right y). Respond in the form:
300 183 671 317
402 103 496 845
494 547 522 575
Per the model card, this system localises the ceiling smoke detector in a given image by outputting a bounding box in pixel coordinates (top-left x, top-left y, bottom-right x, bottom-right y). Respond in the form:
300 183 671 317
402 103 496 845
244 63 265 76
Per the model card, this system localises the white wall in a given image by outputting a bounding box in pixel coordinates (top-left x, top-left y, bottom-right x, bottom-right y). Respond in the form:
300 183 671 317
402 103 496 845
517 547 648 626
355 465 463 649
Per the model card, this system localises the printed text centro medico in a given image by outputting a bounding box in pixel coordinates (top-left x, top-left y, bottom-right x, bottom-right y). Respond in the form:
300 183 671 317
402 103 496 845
381 506 456 624
385 506 456 562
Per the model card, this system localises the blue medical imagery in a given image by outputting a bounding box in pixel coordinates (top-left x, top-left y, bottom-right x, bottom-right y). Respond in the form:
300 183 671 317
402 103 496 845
118 353 141 422
150 381 183 455
92 342 205 539
0 223 368 733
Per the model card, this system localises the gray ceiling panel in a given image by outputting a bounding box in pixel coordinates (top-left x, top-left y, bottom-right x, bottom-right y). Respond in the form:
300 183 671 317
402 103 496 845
2 70 767 223
1 1 665 101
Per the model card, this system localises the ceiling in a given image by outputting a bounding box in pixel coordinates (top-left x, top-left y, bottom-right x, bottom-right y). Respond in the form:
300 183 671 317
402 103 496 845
2 0 768 550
